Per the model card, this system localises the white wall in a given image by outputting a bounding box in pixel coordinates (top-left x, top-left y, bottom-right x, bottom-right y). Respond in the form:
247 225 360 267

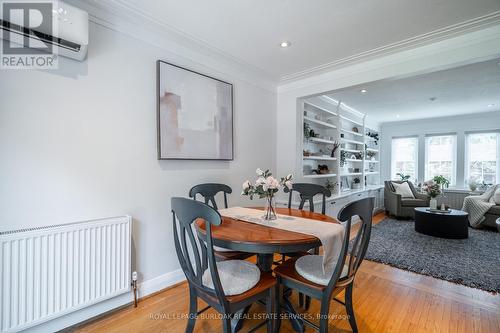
380 111 500 186
0 21 276 331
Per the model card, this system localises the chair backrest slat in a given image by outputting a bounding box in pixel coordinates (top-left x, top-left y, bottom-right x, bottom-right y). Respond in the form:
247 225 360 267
171 197 228 307
285 183 331 214
189 183 232 210
324 197 374 296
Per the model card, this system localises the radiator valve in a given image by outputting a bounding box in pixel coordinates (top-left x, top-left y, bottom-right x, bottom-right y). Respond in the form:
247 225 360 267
131 271 138 307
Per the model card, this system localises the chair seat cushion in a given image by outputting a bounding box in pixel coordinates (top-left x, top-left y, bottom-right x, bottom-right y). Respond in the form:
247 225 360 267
202 260 260 295
401 198 427 207
295 255 348 286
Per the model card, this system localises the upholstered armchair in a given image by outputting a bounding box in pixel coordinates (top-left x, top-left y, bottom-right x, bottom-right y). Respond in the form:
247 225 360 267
384 181 430 219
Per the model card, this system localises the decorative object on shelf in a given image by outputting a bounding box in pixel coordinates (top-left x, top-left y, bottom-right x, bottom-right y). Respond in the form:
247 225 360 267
312 165 330 174
340 133 344 138
348 167 354 173
325 179 338 192
304 122 311 139
350 154 357 160
366 131 379 145
396 173 411 181
423 180 442 210
157 61 233 160
366 150 376 160
303 150 311 157
352 177 361 189
354 152 363 160
433 175 450 189
340 150 347 167
352 126 359 133
241 168 293 220
329 141 340 158
341 177 350 190
354 168 360 173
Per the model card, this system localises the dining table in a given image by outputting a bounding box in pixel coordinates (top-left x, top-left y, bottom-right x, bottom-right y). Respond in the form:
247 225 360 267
195 206 341 332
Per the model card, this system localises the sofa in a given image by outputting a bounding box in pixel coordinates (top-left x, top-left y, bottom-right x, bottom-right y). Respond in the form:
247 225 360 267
384 181 430 219
480 203 500 229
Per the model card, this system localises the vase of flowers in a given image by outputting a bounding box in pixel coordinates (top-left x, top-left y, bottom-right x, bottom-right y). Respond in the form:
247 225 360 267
242 168 293 220
423 180 442 209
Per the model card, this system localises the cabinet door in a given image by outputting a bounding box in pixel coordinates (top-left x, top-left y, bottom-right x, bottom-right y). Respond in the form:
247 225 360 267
328 197 349 220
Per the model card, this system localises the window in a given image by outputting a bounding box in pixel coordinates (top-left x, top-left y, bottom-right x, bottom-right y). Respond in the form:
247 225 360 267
465 132 499 185
391 137 418 181
425 135 457 185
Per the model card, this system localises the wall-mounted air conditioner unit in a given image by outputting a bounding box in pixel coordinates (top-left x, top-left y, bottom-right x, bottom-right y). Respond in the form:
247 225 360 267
0 1 88 61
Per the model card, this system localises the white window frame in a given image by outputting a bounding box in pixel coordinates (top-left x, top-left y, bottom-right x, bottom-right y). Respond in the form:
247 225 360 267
424 133 457 185
391 136 419 182
464 131 500 186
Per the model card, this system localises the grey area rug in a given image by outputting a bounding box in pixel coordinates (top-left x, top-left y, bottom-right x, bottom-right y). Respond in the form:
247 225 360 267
359 218 500 293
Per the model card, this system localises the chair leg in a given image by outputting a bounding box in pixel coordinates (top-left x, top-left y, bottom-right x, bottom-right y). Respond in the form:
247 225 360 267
345 283 358 333
222 317 233 333
304 295 311 310
186 288 197 333
266 286 277 333
319 300 330 333
298 292 304 308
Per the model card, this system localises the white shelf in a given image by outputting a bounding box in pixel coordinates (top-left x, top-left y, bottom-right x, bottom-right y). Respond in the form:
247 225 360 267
366 148 379 152
304 116 337 129
365 160 379 163
341 138 363 145
340 128 363 137
303 156 337 161
365 172 379 175
308 137 337 145
339 115 363 127
345 159 363 162
304 101 338 117
341 148 362 153
340 172 363 176
303 173 337 178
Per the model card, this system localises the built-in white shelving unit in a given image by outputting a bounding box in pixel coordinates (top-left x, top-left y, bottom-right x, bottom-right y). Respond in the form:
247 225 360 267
300 95 382 197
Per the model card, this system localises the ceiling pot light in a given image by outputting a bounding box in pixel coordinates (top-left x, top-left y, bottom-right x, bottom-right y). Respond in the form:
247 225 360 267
280 41 291 48
360 89 367 94
396 114 400 118
487 104 495 107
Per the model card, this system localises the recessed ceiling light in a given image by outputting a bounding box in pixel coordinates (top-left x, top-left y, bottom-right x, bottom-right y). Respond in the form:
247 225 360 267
487 103 495 107
396 114 400 118
280 41 291 48
360 89 367 94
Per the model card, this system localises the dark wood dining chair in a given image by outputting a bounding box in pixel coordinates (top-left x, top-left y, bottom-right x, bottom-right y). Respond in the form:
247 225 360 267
171 197 278 333
281 182 333 308
189 183 254 261
284 183 332 215
274 197 374 333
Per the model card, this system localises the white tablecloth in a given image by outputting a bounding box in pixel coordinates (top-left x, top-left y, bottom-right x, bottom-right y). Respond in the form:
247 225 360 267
218 207 345 271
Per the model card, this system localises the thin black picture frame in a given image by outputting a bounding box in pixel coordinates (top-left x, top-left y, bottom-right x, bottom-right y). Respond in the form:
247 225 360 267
156 60 234 161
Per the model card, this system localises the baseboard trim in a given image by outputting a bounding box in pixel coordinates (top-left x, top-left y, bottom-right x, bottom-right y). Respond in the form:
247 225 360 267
138 269 186 298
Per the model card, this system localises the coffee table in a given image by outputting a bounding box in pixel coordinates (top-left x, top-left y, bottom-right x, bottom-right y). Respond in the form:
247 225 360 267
414 207 469 239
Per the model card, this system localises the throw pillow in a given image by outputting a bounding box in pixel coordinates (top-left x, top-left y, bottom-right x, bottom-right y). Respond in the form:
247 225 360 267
494 187 500 205
391 181 415 198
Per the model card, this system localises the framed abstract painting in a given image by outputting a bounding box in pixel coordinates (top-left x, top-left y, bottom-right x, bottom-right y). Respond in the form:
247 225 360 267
156 60 234 160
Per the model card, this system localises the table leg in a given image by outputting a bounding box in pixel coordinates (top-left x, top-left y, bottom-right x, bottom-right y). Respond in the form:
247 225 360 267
257 253 274 272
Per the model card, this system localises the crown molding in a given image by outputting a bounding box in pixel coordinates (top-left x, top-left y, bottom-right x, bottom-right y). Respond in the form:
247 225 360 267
280 11 500 83
68 0 277 91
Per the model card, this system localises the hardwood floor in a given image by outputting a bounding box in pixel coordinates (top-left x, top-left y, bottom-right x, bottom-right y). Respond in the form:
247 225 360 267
74 213 500 333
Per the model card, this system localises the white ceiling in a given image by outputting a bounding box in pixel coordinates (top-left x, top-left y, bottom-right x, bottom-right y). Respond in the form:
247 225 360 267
92 0 500 81
326 58 500 124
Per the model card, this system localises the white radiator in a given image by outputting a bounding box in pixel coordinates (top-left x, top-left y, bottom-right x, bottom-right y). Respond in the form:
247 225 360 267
0 216 132 333
438 190 469 209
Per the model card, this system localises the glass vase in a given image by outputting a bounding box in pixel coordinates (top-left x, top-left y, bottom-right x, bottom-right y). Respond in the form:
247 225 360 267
430 198 438 210
263 196 277 220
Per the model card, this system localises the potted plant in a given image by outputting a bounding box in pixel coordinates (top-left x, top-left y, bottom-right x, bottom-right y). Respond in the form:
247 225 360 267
433 175 450 189
242 168 293 220
423 180 442 209
352 177 361 189
396 173 411 182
